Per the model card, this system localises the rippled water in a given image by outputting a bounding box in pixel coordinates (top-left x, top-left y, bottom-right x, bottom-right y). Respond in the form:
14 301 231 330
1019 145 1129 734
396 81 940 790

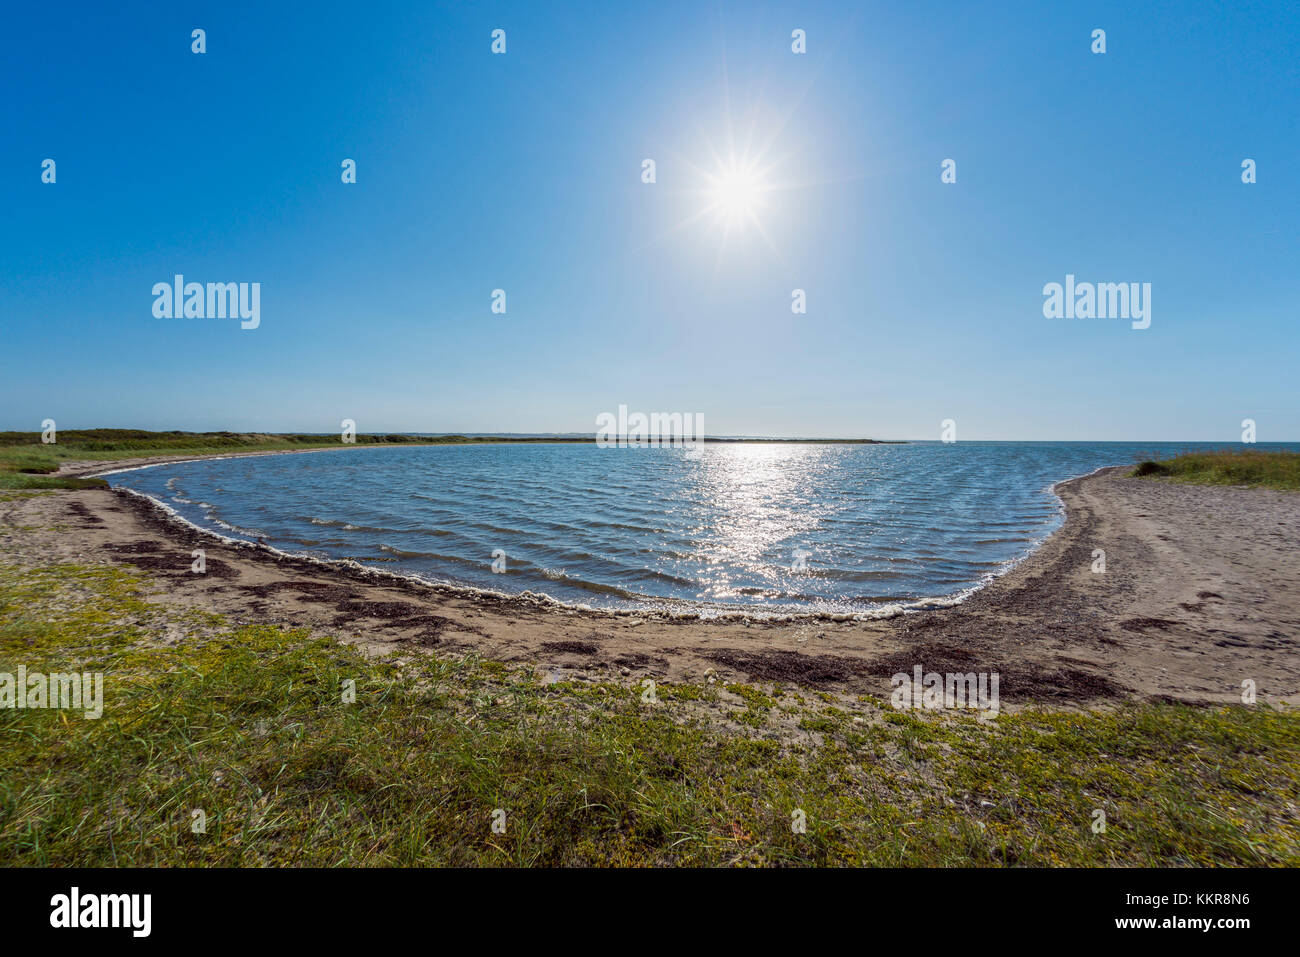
105 441 1289 616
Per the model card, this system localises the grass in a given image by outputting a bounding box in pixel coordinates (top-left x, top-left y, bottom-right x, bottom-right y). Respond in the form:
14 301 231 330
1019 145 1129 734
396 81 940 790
1 531 1296 866
1132 449 1300 491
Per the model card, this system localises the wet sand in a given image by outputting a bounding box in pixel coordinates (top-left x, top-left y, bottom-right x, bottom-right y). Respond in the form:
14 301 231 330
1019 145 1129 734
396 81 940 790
3 458 1297 705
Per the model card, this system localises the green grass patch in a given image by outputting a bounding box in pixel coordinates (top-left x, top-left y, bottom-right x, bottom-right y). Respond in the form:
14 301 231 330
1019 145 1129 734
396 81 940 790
1132 449 1300 491
0 474 109 491
0 448 108 490
0 555 1296 866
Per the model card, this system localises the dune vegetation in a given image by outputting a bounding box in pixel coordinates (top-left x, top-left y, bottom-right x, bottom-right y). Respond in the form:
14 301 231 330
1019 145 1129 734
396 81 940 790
1133 449 1300 491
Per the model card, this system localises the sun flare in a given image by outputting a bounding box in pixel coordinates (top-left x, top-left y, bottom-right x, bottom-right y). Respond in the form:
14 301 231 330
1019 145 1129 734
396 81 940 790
652 106 811 261
704 159 769 229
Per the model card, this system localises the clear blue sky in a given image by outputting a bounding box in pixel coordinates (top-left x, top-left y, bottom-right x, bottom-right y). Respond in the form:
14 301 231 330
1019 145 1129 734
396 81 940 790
2 0 1297 440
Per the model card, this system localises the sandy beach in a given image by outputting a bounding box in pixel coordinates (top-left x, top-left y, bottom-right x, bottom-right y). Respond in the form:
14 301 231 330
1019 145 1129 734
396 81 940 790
2 456 1295 707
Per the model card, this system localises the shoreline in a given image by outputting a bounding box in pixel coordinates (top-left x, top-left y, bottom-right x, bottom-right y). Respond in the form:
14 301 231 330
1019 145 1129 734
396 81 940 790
105 485 1000 625
3 452 1295 706
81 446 1086 623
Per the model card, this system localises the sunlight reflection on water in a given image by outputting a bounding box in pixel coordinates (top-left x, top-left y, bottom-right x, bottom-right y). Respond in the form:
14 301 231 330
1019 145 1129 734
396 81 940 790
107 441 1290 615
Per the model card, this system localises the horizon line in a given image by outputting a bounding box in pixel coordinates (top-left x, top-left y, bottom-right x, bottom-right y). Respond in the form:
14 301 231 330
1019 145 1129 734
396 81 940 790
4 428 1296 445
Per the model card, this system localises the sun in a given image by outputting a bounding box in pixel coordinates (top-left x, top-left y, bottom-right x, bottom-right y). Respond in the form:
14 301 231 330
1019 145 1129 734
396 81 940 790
643 103 818 263
704 158 769 230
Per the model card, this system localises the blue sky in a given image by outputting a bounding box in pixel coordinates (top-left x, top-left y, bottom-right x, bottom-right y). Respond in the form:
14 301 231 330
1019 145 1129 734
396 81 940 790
2 0 1297 440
